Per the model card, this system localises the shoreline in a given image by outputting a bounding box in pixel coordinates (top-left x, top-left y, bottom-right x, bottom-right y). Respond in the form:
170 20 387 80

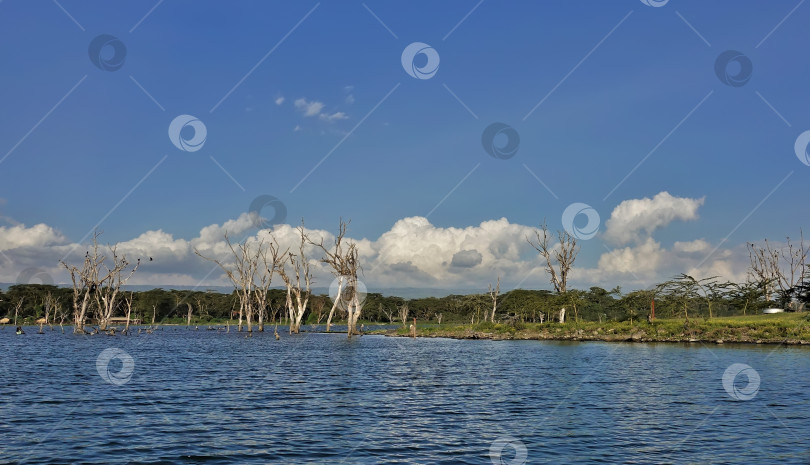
372 313 810 346
380 329 810 346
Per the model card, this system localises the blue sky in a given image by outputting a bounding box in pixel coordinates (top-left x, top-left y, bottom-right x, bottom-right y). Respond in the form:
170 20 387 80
0 1 808 292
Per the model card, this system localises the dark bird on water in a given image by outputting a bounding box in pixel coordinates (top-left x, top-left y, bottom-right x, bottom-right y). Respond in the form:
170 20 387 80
149 257 153 261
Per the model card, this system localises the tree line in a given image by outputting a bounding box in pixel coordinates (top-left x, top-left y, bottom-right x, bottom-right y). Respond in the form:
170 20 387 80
1 222 807 332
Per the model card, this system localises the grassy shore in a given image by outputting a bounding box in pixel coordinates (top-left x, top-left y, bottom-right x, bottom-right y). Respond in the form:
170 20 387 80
376 313 810 345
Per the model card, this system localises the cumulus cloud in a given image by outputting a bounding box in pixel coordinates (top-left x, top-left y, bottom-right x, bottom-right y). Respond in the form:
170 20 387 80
603 192 704 245
275 96 285 106
0 194 754 292
294 98 325 117
451 249 483 268
0 223 66 252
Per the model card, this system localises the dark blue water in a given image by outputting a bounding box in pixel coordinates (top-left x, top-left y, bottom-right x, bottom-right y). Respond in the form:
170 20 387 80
1 326 809 464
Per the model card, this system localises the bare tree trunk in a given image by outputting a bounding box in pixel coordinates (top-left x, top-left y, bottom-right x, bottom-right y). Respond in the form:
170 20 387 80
13 298 22 327
325 276 343 332
186 302 193 327
488 276 500 322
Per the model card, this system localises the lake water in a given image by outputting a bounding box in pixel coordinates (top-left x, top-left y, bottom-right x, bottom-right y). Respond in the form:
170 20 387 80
1 325 809 464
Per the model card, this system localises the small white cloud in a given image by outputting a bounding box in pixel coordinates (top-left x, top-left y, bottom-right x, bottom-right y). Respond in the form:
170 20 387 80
293 125 302 132
319 111 348 122
275 96 285 106
294 98 325 117
343 85 355 104
673 239 710 253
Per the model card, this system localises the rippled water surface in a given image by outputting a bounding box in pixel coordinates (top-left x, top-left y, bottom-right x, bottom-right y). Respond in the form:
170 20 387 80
2 326 809 464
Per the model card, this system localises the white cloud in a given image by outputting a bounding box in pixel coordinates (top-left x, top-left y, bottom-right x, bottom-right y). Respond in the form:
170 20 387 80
319 111 348 122
293 125 302 132
0 223 66 252
275 96 285 106
603 192 704 245
0 194 756 292
294 98 325 117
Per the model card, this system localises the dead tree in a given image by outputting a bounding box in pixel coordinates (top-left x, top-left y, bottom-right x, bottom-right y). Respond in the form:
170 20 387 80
747 232 808 305
94 245 139 331
123 292 134 335
195 233 258 332
61 232 139 334
488 276 500 322
42 292 56 328
398 303 409 328
255 238 285 332
277 225 313 334
309 219 351 332
343 243 364 338
186 302 193 327
313 299 326 324
527 221 578 294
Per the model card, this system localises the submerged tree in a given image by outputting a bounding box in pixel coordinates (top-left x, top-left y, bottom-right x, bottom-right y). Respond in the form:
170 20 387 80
61 232 139 334
195 233 258 332
278 223 313 334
